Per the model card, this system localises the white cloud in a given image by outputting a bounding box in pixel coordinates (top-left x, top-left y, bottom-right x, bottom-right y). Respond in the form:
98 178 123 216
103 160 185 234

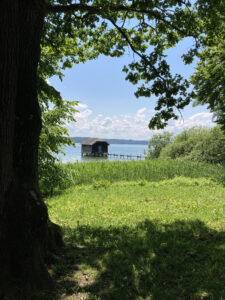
77 103 88 109
101 117 113 127
137 107 147 116
76 103 92 119
167 112 214 134
68 104 215 139
189 112 213 121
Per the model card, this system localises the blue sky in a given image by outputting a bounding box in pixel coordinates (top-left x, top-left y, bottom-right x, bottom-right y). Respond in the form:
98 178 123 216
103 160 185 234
49 38 214 140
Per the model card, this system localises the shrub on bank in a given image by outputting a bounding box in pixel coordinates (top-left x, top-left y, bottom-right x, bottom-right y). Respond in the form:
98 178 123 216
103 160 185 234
160 126 225 164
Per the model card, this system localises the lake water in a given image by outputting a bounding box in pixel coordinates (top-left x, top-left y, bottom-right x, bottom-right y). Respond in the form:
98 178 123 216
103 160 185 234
58 143 148 163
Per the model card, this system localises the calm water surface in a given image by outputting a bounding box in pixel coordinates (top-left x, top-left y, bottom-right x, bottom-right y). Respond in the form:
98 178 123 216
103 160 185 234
58 143 148 163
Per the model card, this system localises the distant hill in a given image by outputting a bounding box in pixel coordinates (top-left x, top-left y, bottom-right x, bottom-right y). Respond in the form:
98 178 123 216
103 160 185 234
71 137 148 145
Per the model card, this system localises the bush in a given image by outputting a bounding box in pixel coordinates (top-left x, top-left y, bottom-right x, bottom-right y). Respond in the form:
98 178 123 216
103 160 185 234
39 161 73 196
160 126 225 164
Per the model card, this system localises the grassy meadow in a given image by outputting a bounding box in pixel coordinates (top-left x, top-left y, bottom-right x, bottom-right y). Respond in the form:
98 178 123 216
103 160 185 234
46 160 225 300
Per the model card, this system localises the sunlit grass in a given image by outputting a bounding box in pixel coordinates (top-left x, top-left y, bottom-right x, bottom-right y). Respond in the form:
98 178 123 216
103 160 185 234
48 177 225 230
47 177 225 299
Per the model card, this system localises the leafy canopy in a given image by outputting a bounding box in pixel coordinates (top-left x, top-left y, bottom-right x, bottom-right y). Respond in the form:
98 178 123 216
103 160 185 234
42 0 209 129
191 42 225 130
40 0 225 146
190 0 225 130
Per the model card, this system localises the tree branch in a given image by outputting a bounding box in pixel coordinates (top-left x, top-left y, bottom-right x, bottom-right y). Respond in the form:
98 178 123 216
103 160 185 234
107 17 166 83
46 4 100 14
46 3 195 38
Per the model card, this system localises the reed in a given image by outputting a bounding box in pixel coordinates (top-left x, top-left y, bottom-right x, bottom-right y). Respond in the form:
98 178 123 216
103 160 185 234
61 159 225 187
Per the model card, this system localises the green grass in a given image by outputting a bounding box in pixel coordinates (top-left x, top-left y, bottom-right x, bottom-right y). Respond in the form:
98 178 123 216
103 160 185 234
47 176 225 300
60 159 225 188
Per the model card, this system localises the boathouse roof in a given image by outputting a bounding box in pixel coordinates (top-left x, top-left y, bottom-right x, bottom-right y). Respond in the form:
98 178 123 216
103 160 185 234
81 138 109 146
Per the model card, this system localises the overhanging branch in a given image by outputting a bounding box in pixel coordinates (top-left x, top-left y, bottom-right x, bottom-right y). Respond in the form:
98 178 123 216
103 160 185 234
46 3 195 38
107 18 166 83
46 4 100 14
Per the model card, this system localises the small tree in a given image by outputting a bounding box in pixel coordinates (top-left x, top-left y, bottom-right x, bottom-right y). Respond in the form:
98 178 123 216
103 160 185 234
38 80 78 195
146 132 173 159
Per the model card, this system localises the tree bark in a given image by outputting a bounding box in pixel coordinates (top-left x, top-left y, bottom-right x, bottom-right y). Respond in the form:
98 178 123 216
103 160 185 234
0 1 63 299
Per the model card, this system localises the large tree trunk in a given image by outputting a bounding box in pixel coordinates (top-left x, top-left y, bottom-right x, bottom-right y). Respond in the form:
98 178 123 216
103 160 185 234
0 1 62 299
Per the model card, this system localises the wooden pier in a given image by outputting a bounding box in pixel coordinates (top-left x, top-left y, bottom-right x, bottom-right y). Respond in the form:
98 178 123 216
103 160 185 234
82 152 145 160
108 153 145 160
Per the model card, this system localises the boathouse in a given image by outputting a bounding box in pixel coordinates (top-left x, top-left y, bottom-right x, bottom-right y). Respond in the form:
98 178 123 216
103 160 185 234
81 138 109 157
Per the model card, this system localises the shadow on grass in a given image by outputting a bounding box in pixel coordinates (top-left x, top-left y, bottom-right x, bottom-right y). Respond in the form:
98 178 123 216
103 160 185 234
54 220 225 300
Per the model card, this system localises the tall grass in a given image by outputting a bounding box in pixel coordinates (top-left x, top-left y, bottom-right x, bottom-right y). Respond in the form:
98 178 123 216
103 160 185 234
59 159 224 189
